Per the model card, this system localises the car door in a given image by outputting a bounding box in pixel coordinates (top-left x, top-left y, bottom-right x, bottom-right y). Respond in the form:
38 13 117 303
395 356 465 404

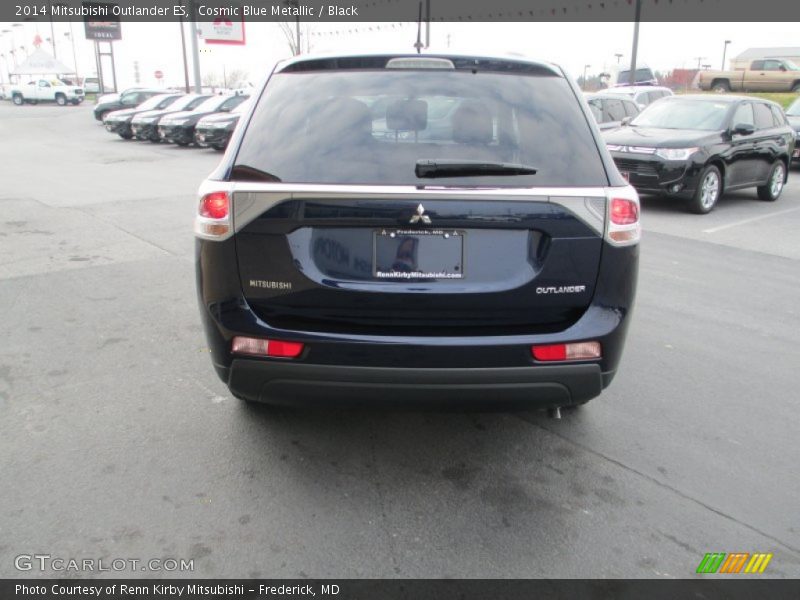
752 102 786 181
36 80 52 101
726 101 759 186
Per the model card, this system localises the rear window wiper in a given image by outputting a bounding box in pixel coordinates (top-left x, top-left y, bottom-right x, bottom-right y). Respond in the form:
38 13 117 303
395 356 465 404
415 159 538 178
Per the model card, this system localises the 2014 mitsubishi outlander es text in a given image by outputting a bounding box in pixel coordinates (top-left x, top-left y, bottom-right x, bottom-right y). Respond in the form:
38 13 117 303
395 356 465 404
194 52 641 410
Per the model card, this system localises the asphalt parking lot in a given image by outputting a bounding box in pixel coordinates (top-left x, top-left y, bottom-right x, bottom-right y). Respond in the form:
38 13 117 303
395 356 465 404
1 102 799 579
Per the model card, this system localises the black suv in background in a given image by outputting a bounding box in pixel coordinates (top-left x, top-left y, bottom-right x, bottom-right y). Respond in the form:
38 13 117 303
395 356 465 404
103 93 183 139
195 97 252 150
195 53 641 410
158 94 249 146
93 88 164 121
605 95 794 213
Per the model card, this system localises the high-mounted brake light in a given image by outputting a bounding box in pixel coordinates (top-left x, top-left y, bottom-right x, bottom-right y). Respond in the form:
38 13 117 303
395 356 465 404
231 336 305 359
532 341 602 362
605 187 641 246
195 191 232 239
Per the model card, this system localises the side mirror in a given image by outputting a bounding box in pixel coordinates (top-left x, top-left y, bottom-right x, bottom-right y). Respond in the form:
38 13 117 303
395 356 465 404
621 116 633 126
732 122 755 136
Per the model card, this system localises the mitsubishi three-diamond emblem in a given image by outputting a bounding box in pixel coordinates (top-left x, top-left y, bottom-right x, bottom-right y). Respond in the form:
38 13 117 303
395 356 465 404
409 203 432 225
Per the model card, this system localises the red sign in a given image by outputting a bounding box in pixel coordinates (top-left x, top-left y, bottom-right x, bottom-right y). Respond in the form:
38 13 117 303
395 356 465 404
154 70 163 80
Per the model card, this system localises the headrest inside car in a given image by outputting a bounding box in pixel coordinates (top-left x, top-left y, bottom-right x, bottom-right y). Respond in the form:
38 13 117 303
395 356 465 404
453 100 493 144
386 99 428 131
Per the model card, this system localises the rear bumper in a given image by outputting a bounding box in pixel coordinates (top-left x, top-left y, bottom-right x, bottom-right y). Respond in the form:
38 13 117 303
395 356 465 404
226 361 606 408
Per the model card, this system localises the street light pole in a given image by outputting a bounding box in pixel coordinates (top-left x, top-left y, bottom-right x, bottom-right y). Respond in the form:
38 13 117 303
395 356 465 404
721 40 731 70
47 0 57 59
628 0 642 85
583 64 590 90
615 53 623 64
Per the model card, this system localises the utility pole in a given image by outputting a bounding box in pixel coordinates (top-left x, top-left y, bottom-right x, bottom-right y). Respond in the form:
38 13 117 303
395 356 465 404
628 0 641 85
425 0 430 48
721 40 731 70
179 1 190 92
47 0 57 59
695 56 705 70
188 0 202 92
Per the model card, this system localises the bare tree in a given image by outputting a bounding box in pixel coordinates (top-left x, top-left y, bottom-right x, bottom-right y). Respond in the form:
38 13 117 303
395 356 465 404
277 21 300 56
276 22 314 56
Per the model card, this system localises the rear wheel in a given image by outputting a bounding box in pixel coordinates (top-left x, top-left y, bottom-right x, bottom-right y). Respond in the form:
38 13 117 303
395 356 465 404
757 161 786 201
55 94 67 106
12 94 23 106
711 80 730 93
688 165 722 214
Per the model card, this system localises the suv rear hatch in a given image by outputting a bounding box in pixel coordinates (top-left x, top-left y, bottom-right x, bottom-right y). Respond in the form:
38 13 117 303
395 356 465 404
228 55 611 336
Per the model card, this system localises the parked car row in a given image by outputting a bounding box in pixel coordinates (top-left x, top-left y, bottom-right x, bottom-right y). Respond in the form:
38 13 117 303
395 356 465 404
593 92 797 213
100 91 249 151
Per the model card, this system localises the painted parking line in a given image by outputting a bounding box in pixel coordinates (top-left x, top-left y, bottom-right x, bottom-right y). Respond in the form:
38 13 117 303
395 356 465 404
702 206 800 234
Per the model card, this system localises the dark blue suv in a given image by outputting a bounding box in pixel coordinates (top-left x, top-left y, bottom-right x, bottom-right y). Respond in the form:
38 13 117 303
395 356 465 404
194 53 640 410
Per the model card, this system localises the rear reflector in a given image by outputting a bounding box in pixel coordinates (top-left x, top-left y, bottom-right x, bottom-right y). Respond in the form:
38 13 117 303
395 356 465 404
532 341 602 362
231 336 304 358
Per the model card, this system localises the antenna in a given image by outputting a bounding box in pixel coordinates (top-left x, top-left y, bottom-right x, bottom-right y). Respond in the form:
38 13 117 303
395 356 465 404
414 2 423 54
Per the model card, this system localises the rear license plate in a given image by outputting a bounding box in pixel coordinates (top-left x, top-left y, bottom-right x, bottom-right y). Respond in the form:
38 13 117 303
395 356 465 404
374 229 464 279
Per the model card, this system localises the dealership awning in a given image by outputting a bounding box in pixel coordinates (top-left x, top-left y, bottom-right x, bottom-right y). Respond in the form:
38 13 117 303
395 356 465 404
11 49 74 76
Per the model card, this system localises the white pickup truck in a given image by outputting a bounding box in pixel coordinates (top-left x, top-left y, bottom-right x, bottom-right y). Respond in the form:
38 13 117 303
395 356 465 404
9 79 85 106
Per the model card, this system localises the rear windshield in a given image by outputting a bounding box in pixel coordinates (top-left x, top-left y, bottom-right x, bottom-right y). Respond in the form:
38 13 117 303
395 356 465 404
233 69 608 187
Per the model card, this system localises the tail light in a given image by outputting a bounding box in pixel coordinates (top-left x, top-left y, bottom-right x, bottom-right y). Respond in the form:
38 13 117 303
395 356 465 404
194 191 232 239
605 187 641 246
532 341 602 362
231 336 305 359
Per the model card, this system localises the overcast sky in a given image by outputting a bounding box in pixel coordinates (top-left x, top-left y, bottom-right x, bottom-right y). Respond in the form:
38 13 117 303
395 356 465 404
2 20 799 89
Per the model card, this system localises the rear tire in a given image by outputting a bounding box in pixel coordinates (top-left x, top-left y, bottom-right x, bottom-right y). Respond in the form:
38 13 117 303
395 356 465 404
12 94 23 106
688 165 722 214
757 161 786 201
711 81 730 93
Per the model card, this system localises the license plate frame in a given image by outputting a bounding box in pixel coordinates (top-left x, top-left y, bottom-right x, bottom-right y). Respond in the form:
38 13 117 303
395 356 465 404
373 229 465 280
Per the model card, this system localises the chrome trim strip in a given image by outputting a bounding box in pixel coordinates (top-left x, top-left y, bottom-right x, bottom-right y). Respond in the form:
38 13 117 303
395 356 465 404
222 184 617 236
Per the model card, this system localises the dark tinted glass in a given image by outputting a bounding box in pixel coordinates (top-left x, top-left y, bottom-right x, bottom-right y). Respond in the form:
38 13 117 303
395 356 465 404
234 70 608 186
751 60 765 70
753 103 775 129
